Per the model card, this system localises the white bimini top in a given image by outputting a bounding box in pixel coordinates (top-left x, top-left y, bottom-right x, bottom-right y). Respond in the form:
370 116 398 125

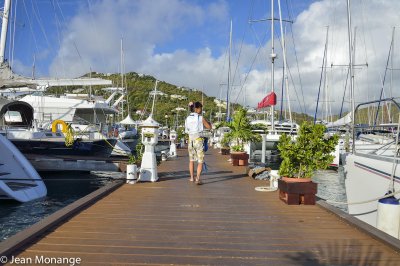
185 113 204 139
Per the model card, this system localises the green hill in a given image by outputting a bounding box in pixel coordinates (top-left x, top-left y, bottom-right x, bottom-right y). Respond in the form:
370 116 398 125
47 71 313 126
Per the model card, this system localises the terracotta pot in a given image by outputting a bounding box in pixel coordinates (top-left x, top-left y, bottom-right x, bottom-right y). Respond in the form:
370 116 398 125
278 177 317 205
281 177 312 183
230 152 249 166
221 148 230 155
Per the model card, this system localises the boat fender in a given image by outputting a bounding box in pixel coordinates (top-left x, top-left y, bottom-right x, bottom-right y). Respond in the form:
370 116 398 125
376 195 400 238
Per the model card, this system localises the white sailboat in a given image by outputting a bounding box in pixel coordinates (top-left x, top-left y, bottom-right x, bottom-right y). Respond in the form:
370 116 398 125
342 1 400 239
343 99 400 237
0 0 45 202
249 0 298 156
0 0 130 157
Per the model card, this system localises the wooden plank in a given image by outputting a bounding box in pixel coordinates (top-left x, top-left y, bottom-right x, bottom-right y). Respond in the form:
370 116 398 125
0 180 123 258
2 149 400 265
318 199 400 253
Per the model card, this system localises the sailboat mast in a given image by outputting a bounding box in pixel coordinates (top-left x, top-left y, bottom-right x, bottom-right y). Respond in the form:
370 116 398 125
0 0 11 64
347 0 355 152
270 0 276 132
389 27 395 122
277 0 292 124
226 20 232 122
218 85 222 122
150 80 159 116
324 27 329 122
121 38 124 91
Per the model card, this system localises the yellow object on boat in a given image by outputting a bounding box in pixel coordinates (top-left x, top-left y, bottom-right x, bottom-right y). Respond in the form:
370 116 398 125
51 119 68 133
51 120 74 147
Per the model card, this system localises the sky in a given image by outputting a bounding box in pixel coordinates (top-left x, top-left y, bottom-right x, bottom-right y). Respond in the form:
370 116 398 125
4 0 400 117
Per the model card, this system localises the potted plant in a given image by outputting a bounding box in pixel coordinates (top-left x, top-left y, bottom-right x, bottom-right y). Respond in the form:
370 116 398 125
277 122 339 205
220 135 230 155
126 154 138 184
223 108 261 166
230 144 248 166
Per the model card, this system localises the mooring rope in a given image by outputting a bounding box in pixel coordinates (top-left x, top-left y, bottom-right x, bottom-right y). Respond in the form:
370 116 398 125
323 189 400 206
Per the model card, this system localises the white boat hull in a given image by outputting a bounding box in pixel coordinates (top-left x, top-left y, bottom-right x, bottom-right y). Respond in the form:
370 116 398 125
343 153 400 228
0 134 47 202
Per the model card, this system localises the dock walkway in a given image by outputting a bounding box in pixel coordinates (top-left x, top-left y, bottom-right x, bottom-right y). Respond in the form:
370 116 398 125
5 149 400 265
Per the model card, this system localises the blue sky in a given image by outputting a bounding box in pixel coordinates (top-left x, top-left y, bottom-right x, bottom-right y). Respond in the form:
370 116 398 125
4 0 400 115
8 0 312 74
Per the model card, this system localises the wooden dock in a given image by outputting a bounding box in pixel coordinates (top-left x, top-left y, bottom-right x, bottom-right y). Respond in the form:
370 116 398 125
3 148 400 265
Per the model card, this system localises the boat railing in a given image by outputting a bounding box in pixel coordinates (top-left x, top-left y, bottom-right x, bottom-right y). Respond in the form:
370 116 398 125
353 97 400 156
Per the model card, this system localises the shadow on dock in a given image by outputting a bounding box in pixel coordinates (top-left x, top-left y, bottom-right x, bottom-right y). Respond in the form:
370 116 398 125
158 170 236 183
287 239 397 266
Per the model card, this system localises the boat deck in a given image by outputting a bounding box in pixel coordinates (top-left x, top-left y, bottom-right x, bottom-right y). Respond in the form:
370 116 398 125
4 149 400 265
25 153 128 172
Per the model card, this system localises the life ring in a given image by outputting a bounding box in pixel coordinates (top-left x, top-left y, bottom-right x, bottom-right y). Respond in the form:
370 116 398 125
51 120 68 133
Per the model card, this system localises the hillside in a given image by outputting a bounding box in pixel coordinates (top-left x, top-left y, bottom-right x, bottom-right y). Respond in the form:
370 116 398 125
47 71 313 126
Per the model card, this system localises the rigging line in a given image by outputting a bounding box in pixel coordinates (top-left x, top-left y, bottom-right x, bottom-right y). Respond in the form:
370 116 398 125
314 27 329 124
217 43 229 98
31 0 52 48
50 0 66 78
139 91 152 121
230 0 254 107
249 18 270 73
286 58 304 118
361 0 385 105
21 0 39 58
339 67 350 119
54 0 71 80
54 0 67 23
232 24 267 106
285 0 306 116
360 0 373 123
373 34 393 126
87 0 107 72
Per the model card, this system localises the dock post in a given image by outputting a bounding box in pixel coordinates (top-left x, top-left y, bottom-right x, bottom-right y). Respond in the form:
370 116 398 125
261 134 266 164
169 130 177 157
139 116 159 182
126 164 138 184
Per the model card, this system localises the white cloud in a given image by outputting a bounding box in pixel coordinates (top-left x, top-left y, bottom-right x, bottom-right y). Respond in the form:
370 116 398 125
239 0 400 116
49 0 224 77
47 0 400 117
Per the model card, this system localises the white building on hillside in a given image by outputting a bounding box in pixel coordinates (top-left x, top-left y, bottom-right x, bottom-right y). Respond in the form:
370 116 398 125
170 94 187 100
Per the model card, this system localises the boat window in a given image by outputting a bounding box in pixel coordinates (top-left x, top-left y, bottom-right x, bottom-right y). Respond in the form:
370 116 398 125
4 111 22 123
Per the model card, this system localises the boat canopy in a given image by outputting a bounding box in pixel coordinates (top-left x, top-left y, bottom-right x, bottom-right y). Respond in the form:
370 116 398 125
0 98 33 127
119 114 136 125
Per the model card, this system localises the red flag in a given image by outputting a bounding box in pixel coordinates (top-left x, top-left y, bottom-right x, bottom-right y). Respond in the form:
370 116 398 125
257 92 276 109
